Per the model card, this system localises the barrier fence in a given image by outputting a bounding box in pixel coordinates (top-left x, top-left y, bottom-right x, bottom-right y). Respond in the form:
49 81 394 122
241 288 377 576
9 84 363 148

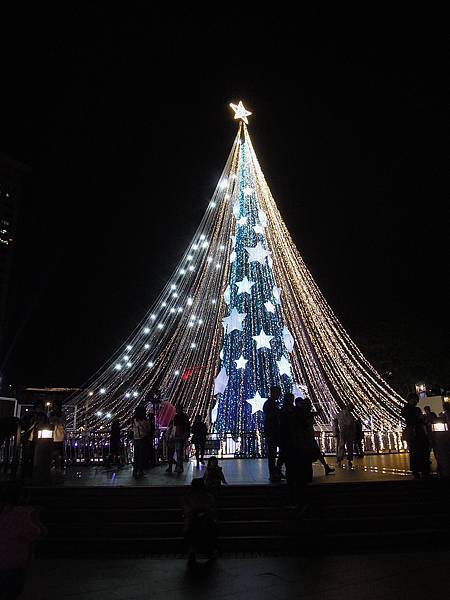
0 425 407 473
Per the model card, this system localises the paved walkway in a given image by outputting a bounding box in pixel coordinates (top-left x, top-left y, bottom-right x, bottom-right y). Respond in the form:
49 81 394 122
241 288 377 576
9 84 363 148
53 453 428 488
22 552 450 600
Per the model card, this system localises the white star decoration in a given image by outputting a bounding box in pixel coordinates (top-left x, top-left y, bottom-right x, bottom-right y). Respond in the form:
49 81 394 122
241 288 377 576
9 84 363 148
293 383 308 399
264 301 276 314
214 367 229 395
224 285 231 305
230 101 252 124
210 402 218 423
258 209 268 227
243 186 254 197
252 329 274 350
273 286 282 305
283 326 294 352
277 355 292 377
235 355 248 370
229 251 237 263
237 216 248 226
236 276 255 295
245 242 271 265
247 391 267 414
253 224 265 235
222 307 247 334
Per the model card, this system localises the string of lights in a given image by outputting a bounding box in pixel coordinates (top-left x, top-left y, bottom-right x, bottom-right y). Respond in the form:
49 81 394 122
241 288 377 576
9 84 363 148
68 102 404 436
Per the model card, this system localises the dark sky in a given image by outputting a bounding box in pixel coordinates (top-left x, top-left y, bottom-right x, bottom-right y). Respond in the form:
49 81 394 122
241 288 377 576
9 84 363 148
1 8 448 390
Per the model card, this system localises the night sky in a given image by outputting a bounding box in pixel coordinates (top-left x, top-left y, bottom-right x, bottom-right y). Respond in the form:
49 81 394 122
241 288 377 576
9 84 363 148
1 9 448 392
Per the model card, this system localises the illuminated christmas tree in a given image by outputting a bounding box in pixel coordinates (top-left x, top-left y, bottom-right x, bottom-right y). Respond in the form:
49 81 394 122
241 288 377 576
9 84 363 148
70 102 403 444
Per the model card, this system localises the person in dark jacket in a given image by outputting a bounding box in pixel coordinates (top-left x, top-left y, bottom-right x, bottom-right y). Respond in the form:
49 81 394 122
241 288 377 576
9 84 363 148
277 392 295 477
263 386 282 482
183 478 217 566
284 400 315 508
401 393 430 478
191 415 208 468
300 398 335 475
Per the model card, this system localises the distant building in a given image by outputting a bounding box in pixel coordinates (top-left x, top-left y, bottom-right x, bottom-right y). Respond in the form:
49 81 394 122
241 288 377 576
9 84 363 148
0 154 30 361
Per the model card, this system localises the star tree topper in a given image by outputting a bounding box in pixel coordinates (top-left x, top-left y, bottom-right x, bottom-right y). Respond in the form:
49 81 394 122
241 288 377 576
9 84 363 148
230 101 252 124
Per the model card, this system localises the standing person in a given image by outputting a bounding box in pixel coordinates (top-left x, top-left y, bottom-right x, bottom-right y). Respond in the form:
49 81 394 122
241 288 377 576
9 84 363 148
183 478 217 567
131 406 151 479
147 412 156 468
332 417 340 458
300 398 335 475
284 400 315 509
203 456 227 499
401 393 430 479
263 386 282 482
191 415 208 468
354 417 364 458
171 405 191 474
21 402 48 478
423 406 438 467
108 419 123 467
0 481 46 600
49 401 66 475
277 392 295 477
336 404 358 469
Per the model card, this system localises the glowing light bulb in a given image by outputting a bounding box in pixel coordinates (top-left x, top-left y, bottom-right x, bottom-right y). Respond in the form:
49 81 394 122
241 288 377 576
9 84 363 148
188 322 194 327
210 202 216 208
170 307 175 313
170 284 176 290
212 299 216 304
220 245 225 251
125 392 131 398
187 298 193 305
106 413 111 418
144 327 150 334
192 244 198 250
126 345 132 351
174 370 180 376
88 391 94 397
150 314 156 320
127 362 132 367
115 364 122 370
225 194 230 200
180 269 186 275
172 292 178 298
202 241 208 248
177 307 183 313
133 392 138 398
124 355 129 361
198 319 203 325
96 411 103 417
187 255 193 261
144 343 150 349
207 257 213 263
148 361 154 367
215 263 221 269
200 234 206 241
100 388 106 394
189 265 195 271
161 302 167 308
220 179 228 189
190 343 196 348
157 323 164 329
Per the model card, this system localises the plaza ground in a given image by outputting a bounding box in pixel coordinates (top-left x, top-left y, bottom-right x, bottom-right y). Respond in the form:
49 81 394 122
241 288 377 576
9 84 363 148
58 453 422 488
22 551 450 600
